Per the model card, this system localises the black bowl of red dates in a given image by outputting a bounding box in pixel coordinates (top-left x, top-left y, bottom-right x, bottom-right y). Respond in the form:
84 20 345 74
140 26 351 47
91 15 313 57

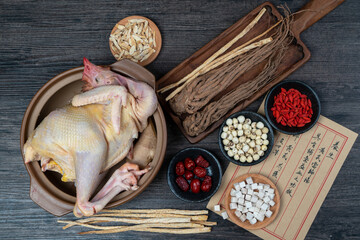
265 80 321 135
167 147 222 202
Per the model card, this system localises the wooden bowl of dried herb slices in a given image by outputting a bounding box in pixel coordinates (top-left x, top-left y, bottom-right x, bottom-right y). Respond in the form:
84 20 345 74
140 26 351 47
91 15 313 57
109 16 162 66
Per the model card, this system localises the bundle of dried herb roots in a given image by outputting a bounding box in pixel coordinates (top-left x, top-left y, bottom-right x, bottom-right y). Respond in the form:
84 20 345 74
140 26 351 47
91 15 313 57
166 8 293 136
58 209 215 235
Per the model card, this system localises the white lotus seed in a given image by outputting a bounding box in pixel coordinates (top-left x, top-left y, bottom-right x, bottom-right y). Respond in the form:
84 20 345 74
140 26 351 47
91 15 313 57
247 156 253 163
232 130 237 137
234 154 240 160
224 146 230 151
251 128 256 133
223 126 229 132
256 122 265 129
227 150 234 157
237 124 243 130
256 139 263 145
246 138 251 143
237 130 244 136
233 123 238 129
229 126 235 131
221 132 228 139
249 141 256 148
233 118 239 125
262 127 269 134
228 134 233 141
244 129 251 136
243 124 250 130
261 133 268 140
248 148 254 155
255 145 261 151
233 137 239 144
258 150 265 156
251 122 256 128
226 118 233 126
239 136 246 143
263 139 269 146
245 118 252 125
243 145 249 152
240 155 247 162
223 139 229 145
255 129 262 136
238 115 245 123
261 145 268 151
250 134 256 140
238 150 244 155
253 154 260 161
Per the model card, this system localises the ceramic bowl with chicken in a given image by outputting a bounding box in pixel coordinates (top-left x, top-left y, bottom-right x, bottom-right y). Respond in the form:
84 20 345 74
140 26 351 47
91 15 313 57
20 59 167 216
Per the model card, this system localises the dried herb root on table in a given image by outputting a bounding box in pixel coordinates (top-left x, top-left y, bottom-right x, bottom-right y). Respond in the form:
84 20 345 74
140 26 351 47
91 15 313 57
58 209 216 235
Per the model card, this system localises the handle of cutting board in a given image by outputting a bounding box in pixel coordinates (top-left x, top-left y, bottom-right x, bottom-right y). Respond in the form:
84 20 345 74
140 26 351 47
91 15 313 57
292 0 344 36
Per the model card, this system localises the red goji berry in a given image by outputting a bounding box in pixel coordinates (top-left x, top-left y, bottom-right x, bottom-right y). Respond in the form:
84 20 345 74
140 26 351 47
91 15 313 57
272 88 313 128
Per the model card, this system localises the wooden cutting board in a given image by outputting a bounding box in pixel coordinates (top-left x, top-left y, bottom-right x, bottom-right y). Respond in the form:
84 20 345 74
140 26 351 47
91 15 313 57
156 0 344 143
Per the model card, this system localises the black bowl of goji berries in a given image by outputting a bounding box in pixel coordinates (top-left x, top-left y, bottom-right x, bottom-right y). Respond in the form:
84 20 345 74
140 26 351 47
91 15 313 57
265 80 321 135
167 147 222 202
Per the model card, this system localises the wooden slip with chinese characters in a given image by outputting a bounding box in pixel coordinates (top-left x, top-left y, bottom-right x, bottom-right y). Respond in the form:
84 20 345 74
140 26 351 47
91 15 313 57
207 104 358 240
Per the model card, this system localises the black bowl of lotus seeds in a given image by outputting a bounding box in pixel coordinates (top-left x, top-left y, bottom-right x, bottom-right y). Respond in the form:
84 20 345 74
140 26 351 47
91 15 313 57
218 111 274 166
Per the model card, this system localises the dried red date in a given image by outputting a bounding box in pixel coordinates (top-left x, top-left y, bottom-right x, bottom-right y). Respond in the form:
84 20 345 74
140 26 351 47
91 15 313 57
201 176 212 192
175 176 189 192
193 166 206 178
201 181 212 192
184 170 194 180
184 157 195 170
175 161 185 176
203 175 212 182
190 179 201 193
195 155 209 168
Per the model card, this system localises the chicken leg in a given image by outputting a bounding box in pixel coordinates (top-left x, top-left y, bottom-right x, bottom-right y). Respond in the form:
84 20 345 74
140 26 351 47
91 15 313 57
74 145 106 217
74 163 149 217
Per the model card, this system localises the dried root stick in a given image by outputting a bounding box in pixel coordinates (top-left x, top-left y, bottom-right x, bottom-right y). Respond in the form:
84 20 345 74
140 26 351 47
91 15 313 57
158 7 266 94
100 209 208 215
60 217 191 230
80 225 211 235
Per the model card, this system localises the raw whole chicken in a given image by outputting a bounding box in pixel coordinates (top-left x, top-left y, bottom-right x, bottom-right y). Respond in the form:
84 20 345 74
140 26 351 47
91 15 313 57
23 58 158 217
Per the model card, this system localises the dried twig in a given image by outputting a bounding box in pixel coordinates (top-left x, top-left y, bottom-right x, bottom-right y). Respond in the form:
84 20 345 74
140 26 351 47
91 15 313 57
100 209 208 215
93 213 207 221
79 226 211 235
58 209 215 235
165 37 273 101
181 9 293 136
61 217 191 230
158 7 267 94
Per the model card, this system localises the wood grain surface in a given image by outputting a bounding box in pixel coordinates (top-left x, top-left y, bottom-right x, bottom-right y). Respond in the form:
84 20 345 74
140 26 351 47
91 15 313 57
0 0 359 239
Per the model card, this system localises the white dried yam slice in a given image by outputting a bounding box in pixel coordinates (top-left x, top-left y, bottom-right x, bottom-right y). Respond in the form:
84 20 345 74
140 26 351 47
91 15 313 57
129 45 136 55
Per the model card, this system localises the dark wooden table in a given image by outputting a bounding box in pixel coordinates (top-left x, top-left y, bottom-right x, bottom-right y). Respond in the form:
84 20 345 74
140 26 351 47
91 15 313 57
1 0 359 239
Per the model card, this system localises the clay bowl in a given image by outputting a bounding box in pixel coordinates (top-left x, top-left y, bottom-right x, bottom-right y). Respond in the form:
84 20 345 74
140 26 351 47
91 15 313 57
20 59 167 216
109 15 162 66
224 173 280 230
